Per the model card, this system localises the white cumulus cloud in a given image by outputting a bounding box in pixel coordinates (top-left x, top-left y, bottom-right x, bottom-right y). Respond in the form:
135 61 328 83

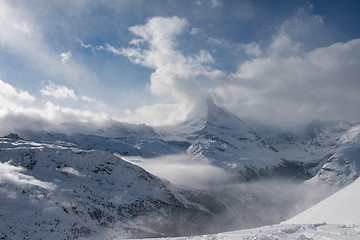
0 78 107 135
41 82 77 100
40 82 97 103
215 38 360 128
111 16 218 125
0 79 35 102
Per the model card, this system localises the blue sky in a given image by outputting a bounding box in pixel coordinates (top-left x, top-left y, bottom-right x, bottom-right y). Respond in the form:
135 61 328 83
0 0 360 130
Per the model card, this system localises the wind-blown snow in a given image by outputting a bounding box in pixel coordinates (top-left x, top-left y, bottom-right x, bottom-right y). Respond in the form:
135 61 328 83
284 177 360 225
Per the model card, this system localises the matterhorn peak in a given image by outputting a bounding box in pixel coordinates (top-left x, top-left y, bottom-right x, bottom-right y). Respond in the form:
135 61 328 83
186 96 243 126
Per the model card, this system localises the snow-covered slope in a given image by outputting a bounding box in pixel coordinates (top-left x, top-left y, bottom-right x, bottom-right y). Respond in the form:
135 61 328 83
17 121 187 158
10 100 360 187
135 223 360 240
266 120 360 186
310 124 360 186
284 177 360 224
0 137 224 239
131 118 360 239
158 98 284 180
14 98 306 181
2 135 292 239
2 100 360 239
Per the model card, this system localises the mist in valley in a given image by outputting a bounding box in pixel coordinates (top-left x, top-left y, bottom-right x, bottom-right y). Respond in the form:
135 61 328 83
119 153 339 236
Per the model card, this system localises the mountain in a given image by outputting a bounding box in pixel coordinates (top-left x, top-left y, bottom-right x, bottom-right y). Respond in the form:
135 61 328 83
131 177 360 240
267 119 360 186
0 136 282 239
16 121 188 158
157 98 285 180
11 99 360 184
0 137 233 239
2 99 360 239
13 98 296 181
309 123 360 186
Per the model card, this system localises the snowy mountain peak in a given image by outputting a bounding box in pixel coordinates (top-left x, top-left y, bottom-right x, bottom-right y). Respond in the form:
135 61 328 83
157 97 282 178
205 97 235 120
186 97 244 127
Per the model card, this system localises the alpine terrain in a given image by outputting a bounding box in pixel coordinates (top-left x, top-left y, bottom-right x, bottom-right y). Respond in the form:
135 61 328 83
1 99 360 239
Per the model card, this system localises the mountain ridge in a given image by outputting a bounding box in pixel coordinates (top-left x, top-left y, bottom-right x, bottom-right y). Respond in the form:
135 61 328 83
9 98 360 184
1 99 360 239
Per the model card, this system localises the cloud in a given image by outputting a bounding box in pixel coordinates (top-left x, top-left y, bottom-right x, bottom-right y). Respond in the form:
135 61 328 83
59 50 72 64
40 81 98 103
105 43 122 55
215 38 360 128
208 37 228 46
272 3 325 52
77 38 92 49
240 41 263 58
190 27 200 35
122 102 190 126
209 5 360 128
121 154 233 188
0 1 98 87
76 38 107 53
109 12 360 128
60 167 86 177
80 95 96 102
11 22 32 34
210 0 222 8
40 82 77 100
195 0 222 8
267 30 302 58
110 16 217 125
67 4 359 129
0 100 110 136
0 79 35 102
0 79 109 135
0 161 57 190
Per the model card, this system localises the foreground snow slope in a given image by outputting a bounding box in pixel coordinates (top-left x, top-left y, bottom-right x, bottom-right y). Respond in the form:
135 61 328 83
134 223 360 240
284 177 360 224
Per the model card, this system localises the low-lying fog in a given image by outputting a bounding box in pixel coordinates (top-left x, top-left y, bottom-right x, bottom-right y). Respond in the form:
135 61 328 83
119 153 233 188
120 153 339 227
